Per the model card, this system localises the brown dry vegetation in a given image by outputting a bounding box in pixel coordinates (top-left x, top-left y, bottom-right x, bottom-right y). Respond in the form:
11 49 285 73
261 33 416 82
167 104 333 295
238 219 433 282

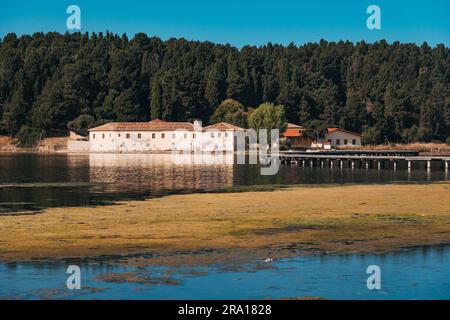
38 137 68 152
1 183 450 263
0 136 16 152
340 142 450 155
0 135 68 152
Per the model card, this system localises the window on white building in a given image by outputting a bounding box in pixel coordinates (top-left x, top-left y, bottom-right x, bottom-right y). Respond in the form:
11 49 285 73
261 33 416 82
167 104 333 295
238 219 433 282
344 139 348 145
161 133 165 139
93 134 95 139
126 133 130 139
336 139 340 145
352 139 356 145
102 134 105 139
138 133 141 139
152 133 155 139
211 132 214 138
218 132 221 138
184 133 187 139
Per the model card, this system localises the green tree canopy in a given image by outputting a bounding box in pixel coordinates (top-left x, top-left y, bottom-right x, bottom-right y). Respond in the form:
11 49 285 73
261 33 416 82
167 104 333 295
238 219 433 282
210 98 247 128
67 114 95 136
248 102 286 133
0 33 448 144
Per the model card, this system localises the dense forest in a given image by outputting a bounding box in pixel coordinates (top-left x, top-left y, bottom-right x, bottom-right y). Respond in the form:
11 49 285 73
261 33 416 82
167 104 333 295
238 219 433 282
0 32 449 145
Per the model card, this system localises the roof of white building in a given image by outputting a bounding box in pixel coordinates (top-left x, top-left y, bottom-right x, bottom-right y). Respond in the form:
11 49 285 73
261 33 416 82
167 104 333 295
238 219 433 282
204 122 245 131
89 119 194 132
327 128 362 136
89 119 245 132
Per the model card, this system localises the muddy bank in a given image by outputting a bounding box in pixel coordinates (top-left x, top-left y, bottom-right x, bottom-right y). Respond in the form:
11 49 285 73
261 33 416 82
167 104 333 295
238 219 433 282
1 183 450 263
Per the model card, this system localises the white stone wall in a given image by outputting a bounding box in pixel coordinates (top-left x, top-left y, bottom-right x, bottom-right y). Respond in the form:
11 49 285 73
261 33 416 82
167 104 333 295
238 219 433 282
89 129 236 153
201 130 235 152
67 140 90 152
325 131 361 148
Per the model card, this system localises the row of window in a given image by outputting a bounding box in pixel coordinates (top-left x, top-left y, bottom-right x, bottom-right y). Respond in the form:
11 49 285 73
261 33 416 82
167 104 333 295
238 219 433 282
329 138 357 145
92 132 230 140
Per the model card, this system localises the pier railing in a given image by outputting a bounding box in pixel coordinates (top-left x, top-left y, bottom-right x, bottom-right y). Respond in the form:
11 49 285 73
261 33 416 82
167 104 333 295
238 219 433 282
278 150 450 172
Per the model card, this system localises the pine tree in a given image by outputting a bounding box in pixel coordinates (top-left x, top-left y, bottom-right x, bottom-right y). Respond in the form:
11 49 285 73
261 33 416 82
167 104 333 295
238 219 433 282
0 32 448 144
150 76 162 120
205 62 226 108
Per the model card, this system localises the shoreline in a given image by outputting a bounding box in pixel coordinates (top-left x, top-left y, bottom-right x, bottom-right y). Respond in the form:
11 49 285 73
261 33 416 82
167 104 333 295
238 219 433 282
3 242 450 268
2 150 450 156
1 183 450 264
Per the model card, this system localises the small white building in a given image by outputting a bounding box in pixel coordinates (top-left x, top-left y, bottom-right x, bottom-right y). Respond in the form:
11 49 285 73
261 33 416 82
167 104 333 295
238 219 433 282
324 128 361 148
88 119 244 153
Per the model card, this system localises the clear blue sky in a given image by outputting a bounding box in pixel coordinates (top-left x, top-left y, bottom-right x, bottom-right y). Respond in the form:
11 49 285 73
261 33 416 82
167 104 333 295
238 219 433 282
0 0 448 47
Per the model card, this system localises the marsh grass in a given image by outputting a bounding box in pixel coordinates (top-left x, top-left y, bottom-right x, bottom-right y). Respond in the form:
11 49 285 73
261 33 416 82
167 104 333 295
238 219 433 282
1 183 450 262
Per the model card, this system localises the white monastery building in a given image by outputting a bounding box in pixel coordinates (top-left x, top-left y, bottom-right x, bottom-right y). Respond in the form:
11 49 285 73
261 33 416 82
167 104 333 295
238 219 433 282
88 119 245 153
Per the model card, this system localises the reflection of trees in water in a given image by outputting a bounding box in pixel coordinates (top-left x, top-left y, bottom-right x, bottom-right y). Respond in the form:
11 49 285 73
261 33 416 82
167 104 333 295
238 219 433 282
88 154 234 193
2 154 446 212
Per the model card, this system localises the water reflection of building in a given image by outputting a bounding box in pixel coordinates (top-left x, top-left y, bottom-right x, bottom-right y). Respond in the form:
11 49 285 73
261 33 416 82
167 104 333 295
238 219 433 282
88 153 234 193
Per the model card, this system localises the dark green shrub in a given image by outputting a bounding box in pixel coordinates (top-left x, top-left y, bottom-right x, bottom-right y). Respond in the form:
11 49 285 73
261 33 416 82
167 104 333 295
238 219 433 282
67 114 95 136
16 126 44 148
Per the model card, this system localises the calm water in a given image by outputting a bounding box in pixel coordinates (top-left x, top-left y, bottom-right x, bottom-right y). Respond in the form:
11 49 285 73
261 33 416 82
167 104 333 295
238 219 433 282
1 245 450 300
0 153 448 213
1 153 449 300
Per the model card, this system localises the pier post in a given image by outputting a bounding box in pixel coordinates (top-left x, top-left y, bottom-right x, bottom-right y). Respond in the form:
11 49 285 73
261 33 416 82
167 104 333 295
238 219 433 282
445 161 449 172
427 160 431 171
408 161 412 172
310 159 314 167
378 161 381 170
330 160 334 168
340 160 344 169
321 160 324 168
351 160 355 169
393 161 397 171
366 161 369 169
302 160 305 167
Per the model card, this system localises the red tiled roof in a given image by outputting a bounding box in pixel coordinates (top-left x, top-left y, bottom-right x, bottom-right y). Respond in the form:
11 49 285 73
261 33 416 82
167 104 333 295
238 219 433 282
282 128 304 138
327 128 361 136
282 123 306 137
204 122 245 131
89 120 245 132
89 119 194 132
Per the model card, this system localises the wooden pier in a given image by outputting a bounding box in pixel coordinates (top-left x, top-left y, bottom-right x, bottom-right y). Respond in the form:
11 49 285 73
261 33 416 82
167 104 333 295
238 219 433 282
278 150 450 172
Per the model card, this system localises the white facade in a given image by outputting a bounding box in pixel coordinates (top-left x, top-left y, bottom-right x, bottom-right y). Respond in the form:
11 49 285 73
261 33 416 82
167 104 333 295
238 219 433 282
67 140 90 152
89 120 242 153
325 129 361 148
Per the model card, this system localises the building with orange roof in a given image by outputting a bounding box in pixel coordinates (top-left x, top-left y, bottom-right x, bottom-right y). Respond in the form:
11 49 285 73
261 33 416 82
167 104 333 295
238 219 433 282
281 123 361 149
281 123 314 149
